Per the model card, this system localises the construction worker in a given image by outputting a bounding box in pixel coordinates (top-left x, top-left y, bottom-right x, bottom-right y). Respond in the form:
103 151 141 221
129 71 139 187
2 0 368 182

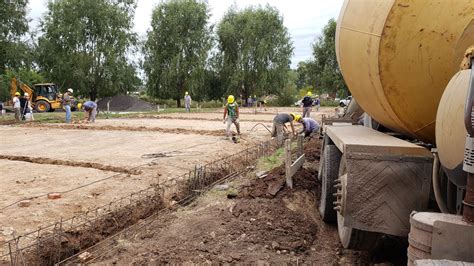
82 101 98 123
223 95 240 140
247 95 253 107
314 95 321 112
13 92 21 121
21 93 34 121
301 91 313 118
184 91 192 112
271 113 298 145
295 116 320 138
63 88 73 123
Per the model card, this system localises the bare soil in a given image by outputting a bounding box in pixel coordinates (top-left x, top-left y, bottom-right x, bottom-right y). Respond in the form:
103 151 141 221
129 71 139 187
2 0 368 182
0 107 358 263
78 139 371 264
0 115 260 241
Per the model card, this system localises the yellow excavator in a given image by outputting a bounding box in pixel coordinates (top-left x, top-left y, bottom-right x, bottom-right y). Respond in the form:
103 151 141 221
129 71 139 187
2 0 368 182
10 77 72 112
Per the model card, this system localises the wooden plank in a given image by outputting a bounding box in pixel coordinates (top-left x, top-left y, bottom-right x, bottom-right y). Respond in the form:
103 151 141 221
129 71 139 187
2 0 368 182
289 154 305 177
285 139 292 188
326 125 431 157
297 134 303 157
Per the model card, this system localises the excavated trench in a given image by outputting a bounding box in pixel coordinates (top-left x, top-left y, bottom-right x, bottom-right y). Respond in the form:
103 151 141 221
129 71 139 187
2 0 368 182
0 154 141 175
6 169 231 265
1 138 270 265
21 123 227 137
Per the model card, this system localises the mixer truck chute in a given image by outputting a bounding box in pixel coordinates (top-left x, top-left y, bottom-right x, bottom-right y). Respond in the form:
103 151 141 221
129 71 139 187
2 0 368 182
318 0 474 262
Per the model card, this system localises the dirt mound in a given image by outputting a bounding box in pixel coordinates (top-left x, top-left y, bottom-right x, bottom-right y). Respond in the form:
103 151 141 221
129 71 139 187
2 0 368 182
97 95 155 112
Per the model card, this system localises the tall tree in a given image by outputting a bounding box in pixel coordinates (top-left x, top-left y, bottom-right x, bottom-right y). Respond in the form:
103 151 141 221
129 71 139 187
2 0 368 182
37 0 139 100
308 18 348 96
144 0 212 107
0 0 30 74
215 5 293 100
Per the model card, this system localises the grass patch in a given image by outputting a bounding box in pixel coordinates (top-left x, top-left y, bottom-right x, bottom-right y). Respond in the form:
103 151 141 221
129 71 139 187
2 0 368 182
257 148 285 171
0 108 222 124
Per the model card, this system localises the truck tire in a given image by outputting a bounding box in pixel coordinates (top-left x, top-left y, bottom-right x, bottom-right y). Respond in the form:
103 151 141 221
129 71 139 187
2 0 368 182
317 136 328 182
337 158 381 250
337 212 381 250
35 100 50 113
319 144 341 223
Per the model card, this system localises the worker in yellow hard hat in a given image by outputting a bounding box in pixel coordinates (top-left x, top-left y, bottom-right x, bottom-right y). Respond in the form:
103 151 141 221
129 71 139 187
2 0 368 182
301 91 314 118
297 116 320 139
184 91 192 112
13 92 21 121
223 95 240 142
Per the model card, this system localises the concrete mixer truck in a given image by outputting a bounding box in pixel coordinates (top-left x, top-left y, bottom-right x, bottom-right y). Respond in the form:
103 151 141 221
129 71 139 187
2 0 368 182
318 0 474 263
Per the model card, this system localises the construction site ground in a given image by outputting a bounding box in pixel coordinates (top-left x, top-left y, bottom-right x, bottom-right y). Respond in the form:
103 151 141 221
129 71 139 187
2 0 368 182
0 106 407 264
0 107 333 241
66 138 405 264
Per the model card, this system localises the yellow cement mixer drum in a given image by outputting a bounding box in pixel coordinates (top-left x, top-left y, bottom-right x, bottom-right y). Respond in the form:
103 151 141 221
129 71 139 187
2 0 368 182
336 0 474 143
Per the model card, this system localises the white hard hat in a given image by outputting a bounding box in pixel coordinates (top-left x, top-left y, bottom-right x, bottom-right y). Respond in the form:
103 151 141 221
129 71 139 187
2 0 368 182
24 92 29 97
67 88 73 93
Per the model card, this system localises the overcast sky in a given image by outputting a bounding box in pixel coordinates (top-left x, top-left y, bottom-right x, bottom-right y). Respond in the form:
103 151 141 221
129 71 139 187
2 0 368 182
27 0 343 68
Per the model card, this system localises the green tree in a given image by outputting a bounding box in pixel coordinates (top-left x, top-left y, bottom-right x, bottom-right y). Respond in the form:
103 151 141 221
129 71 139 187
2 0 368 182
0 0 31 74
215 5 293 100
308 18 348 96
37 0 139 100
144 0 213 107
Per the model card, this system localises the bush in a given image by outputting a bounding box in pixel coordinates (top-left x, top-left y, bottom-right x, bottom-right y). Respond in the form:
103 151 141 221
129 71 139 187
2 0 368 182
320 99 338 107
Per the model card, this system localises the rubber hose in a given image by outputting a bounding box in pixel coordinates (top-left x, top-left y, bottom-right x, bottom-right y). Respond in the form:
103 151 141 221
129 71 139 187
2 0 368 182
432 151 449 213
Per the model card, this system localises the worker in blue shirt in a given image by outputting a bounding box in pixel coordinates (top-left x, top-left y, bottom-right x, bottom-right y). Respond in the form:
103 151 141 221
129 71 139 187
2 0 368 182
83 101 98 123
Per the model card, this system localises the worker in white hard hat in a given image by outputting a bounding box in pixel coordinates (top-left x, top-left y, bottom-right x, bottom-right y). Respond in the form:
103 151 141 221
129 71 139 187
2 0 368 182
63 88 73 123
184 91 192 112
223 95 241 141
12 92 21 121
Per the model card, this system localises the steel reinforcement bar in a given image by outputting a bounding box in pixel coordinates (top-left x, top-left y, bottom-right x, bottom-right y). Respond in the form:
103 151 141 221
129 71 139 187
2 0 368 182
0 139 279 265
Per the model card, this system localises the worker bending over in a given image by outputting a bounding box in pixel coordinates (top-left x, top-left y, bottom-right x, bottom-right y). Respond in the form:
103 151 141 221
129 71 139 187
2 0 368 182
83 101 98 123
296 116 320 138
223 95 240 139
271 113 298 145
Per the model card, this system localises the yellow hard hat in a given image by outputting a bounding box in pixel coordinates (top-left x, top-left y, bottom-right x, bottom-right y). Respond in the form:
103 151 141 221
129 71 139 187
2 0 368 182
185 91 188 95
295 115 302 122
227 95 235 104
15 92 20 96
307 91 312 96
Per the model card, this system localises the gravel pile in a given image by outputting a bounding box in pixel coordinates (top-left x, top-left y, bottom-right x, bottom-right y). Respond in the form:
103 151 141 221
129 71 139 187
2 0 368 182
97 95 155 112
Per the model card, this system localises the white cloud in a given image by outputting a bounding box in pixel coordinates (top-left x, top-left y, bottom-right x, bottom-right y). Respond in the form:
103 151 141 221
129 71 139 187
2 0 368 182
27 0 343 68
